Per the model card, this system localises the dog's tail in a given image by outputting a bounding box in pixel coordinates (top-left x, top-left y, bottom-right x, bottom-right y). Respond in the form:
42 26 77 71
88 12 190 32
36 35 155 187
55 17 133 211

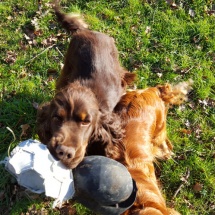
157 79 193 105
53 0 88 33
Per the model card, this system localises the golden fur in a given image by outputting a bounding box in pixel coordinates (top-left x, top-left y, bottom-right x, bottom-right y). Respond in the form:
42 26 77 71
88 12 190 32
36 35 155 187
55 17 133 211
112 80 193 215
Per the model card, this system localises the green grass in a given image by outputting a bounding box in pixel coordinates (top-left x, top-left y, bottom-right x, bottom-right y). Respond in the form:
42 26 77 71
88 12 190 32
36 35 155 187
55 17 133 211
0 0 215 214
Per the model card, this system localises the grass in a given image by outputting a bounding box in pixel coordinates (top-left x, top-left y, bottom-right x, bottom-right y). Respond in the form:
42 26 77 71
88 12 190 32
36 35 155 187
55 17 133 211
0 0 215 214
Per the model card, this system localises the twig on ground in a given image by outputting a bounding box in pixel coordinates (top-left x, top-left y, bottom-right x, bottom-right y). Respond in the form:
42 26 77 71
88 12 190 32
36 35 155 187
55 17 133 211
55 46 64 58
6 127 16 157
25 44 55 64
172 168 190 199
184 198 193 209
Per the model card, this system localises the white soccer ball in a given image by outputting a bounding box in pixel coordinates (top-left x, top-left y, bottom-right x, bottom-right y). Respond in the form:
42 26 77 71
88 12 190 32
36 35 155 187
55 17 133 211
5 139 75 207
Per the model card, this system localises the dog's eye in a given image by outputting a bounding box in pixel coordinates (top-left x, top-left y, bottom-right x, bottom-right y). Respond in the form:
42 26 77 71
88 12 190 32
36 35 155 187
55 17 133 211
80 119 91 126
75 112 91 126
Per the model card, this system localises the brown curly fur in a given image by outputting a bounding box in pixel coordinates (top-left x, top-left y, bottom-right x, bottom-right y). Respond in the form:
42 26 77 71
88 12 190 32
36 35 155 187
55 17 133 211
36 2 135 169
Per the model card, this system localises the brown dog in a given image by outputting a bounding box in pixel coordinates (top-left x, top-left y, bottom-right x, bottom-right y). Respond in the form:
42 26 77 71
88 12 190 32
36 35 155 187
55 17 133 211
109 80 193 215
36 2 135 169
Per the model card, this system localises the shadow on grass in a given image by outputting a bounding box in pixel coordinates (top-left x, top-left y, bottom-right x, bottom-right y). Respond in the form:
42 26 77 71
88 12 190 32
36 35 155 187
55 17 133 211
0 88 55 214
0 91 47 153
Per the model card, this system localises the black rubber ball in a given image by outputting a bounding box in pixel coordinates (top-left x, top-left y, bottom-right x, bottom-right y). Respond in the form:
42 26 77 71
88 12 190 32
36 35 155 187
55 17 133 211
73 156 137 215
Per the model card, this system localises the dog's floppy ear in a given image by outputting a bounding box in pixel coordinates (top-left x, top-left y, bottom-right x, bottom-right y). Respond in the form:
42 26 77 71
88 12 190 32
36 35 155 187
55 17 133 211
121 71 137 88
36 102 52 144
90 111 125 159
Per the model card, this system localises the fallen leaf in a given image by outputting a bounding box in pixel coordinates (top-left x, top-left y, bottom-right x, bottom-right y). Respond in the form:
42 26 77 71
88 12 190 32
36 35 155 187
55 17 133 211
47 68 58 82
4 51 17 64
176 154 186 160
184 119 191 128
165 57 171 63
193 125 202 139
206 10 215 15
210 203 215 210
34 29 43 36
45 2 53 7
145 26 151 34
157 73 163 78
24 33 31 41
32 39 37 46
20 124 30 138
193 35 200 44
180 129 192 135
189 8 195 17
60 62 64 69
188 102 195 109
31 17 40 30
59 205 76 215
59 201 77 215
193 182 203 192
41 36 58 47
47 75 55 82
198 99 208 110
166 0 173 4
23 27 40 46
18 70 27 79
9 90 17 97
178 104 186 111
205 5 215 15
7 16 13 20
47 68 58 75
170 3 178 9
32 102 39 110
19 41 28 50
56 32 66 39
166 0 178 9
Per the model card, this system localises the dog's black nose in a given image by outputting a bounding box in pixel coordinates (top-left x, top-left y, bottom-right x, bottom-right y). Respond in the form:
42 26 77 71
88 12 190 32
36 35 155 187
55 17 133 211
56 145 75 160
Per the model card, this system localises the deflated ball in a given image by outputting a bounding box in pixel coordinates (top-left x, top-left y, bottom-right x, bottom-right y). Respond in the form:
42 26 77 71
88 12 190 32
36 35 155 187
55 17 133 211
73 156 137 215
5 139 75 207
